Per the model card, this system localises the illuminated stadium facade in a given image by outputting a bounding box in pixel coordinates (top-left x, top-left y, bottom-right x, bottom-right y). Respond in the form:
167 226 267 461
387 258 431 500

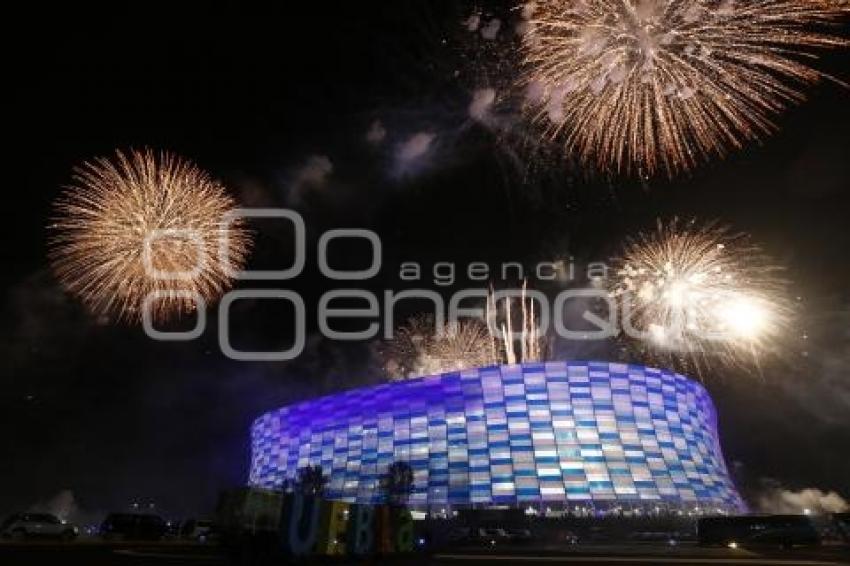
250 361 745 513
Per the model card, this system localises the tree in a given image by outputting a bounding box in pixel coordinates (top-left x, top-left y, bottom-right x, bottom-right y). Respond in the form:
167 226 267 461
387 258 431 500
294 465 327 497
380 461 414 507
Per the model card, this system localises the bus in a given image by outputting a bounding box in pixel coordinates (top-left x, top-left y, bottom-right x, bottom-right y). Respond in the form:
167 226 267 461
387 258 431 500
697 515 819 548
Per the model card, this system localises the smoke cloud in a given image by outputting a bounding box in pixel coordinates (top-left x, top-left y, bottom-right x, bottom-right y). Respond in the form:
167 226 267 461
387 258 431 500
28 490 105 528
469 88 496 123
30 489 78 521
394 131 437 177
286 155 334 207
780 304 850 426
398 132 435 162
464 13 481 33
366 119 387 145
481 18 501 40
757 482 849 515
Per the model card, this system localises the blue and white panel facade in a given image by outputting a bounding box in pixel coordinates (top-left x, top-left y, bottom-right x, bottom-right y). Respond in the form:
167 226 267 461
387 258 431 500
250 361 744 511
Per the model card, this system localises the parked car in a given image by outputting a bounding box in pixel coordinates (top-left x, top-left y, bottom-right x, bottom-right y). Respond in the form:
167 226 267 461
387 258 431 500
445 526 508 547
1 513 78 540
180 518 216 541
477 527 509 546
165 520 181 538
446 526 472 544
630 530 687 544
562 530 579 545
100 513 168 540
504 527 534 544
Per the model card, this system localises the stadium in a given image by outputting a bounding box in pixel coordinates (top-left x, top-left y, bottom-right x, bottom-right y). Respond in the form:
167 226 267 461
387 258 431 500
250 361 745 513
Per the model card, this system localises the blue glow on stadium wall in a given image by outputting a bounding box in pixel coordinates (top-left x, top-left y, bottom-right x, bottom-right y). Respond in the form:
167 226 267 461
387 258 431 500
250 361 745 511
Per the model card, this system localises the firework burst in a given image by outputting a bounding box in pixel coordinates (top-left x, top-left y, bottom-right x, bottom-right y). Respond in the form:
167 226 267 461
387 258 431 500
49 149 251 323
609 220 792 372
519 0 849 176
380 315 501 380
380 285 551 380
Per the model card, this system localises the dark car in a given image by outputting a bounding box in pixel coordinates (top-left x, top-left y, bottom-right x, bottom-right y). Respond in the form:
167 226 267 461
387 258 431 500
504 527 534 544
475 527 510 547
698 515 820 548
446 527 472 544
100 513 168 540
834 513 850 543
180 518 216 541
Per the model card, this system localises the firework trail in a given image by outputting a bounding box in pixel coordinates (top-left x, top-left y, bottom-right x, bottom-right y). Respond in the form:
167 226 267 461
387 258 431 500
487 282 549 364
609 220 792 372
519 0 849 176
49 149 251 323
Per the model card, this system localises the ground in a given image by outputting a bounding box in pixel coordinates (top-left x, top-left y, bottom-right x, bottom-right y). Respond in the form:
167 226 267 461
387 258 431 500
1 540 848 566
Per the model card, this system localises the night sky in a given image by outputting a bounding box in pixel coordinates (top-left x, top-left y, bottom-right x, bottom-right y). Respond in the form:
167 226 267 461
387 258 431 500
4 3 849 521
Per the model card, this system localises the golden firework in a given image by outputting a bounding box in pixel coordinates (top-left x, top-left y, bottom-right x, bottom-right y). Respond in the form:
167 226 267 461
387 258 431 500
609 220 791 370
519 0 848 175
380 315 501 380
49 149 251 323
380 285 550 380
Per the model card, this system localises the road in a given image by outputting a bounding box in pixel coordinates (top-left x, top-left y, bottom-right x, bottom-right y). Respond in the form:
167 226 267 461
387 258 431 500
1 541 848 566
